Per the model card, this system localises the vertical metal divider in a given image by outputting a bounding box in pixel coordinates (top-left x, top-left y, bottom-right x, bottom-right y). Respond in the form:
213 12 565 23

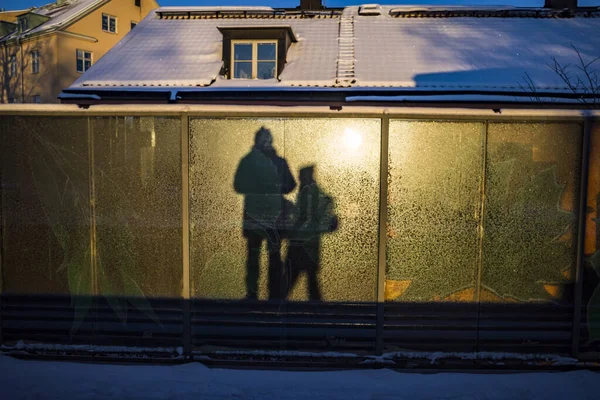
475 121 489 353
376 115 390 355
88 117 98 344
0 120 5 345
181 114 192 357
572 117 592 358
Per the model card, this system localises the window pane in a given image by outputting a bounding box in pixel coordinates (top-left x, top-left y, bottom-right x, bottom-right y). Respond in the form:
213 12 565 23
482 122 582 303
102 15 108 30
257 62 276 79
580 121 600 352
84 60 91 71
91 117 182 298
387 121 483 303
110 17 116 32
77 59 83 72
233 43 252 61
233 61 252 79
1 116 90 295
77 49 83 58
257 43 276 61
189 118 380 302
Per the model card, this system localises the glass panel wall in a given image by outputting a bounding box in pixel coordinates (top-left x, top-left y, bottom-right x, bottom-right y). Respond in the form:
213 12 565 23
0 113 592 352
91 117 182 299
1 116 90 295
386 121 484 302
482 122 582 303
189 118 380 301
582 121 600 352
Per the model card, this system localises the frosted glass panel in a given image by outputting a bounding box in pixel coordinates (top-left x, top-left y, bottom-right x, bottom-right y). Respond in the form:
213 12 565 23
92 117 182 298
386 121 484 302
190 118 380 301
283 119 380 302
582 122 600 349
482 122 581 303
1 116 90 295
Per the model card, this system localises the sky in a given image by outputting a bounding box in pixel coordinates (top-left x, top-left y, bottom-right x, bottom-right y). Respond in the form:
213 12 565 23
3 0 600 13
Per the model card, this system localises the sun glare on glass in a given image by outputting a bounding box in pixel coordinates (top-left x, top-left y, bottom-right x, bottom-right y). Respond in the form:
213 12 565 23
343 128 362 150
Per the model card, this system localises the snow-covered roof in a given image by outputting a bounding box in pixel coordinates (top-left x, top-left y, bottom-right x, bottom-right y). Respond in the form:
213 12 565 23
1 0 107 41
67 5 600 97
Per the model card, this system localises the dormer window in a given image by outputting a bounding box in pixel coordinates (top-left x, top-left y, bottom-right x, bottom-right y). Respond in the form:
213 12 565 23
232 41 277 79
18 17 29 32
219 26 297 80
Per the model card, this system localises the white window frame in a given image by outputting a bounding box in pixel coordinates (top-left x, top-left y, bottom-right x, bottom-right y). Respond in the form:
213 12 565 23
31 50 40 74
130 21 138 30
102 13 117 33
76 49 93 73
231 40 277 80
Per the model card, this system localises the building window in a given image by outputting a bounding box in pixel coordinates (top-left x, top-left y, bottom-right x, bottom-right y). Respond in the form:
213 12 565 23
9 54 16 77
18 17 28 32
102 14 117 33
31 50 40 74
131 21 137 30
219 27 296 80
76 50 92 73
231 41 277 79
135 0 141 7
31 95 41 103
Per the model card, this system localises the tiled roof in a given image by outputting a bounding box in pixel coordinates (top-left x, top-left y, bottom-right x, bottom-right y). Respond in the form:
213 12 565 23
68 5 600 96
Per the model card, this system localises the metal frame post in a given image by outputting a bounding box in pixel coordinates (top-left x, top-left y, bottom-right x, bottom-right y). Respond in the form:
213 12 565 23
475 121 489 351
572 117 593 358
181 114 192 357
0 118 5 345
376 115 390 355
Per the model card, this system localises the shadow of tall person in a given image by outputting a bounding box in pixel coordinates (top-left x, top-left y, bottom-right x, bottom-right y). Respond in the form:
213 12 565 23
285 166 338 301
234 127 296 300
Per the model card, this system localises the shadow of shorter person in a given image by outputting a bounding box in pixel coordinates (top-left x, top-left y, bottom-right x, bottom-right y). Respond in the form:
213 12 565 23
284 166 339 301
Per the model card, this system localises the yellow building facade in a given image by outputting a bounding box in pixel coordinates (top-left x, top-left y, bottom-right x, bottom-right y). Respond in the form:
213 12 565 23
0 0 158 103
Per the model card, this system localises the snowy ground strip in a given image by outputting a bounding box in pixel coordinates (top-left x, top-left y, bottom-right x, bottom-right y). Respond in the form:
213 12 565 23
2 342 581 366
0 354 598 400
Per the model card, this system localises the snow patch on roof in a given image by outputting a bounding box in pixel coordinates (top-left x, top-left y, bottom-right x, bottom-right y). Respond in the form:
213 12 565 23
353 8 600 91
157 6 274 12
69 5 600 95
72 9 339 88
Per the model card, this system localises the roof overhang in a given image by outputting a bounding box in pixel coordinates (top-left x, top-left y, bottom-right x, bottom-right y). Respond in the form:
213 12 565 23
217 25 298 42
59 86 600 109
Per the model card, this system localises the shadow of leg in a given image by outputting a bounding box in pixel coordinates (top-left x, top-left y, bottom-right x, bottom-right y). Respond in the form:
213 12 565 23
245 233 262 300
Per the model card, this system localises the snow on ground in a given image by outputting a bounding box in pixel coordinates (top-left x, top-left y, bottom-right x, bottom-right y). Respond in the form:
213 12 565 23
0 355 598 400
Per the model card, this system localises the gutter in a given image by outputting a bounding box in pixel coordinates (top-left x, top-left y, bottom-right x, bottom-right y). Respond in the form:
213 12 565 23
59 86 600 106
345 94 591 105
